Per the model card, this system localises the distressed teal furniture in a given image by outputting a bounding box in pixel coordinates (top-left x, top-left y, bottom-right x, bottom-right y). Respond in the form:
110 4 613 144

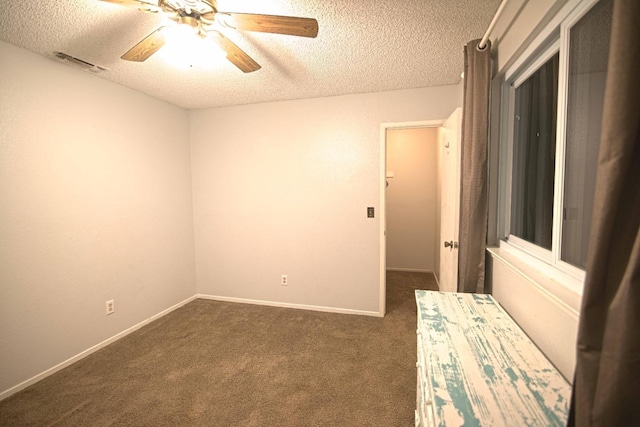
415 290 571 426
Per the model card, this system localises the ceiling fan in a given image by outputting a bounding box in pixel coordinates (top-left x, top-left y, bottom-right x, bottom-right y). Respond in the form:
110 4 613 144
99 0 319 72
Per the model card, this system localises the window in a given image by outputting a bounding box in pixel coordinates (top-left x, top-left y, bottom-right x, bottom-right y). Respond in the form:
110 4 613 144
501 0 612 279
561 0 611 269
511 53 559 251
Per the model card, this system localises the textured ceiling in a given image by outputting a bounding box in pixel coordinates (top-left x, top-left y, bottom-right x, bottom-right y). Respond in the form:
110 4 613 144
0 0 501 109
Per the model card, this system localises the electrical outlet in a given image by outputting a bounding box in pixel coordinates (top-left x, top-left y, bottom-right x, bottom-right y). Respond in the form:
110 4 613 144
106 300 115 315
281 275 288 286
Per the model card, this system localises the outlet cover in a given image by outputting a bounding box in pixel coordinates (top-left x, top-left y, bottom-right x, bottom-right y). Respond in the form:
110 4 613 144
106 300 115 315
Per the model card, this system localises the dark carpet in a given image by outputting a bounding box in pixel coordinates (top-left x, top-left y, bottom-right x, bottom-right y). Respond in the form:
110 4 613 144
0 271 438 426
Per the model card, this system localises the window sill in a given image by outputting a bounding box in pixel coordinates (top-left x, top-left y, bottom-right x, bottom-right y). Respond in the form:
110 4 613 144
487 242 583 313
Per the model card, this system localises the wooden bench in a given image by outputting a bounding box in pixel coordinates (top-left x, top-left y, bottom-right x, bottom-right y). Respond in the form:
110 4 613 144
415 290 571 426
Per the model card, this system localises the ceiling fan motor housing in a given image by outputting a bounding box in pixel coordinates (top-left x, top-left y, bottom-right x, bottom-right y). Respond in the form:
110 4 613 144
178 15 200 29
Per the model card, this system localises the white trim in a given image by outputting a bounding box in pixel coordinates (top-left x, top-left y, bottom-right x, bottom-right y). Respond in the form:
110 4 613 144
379 119 444 317
379 124 387 317
553 15 571 270
503 0 585 83
490 244 582 311
198 294 382 318
558 259 587 281
497 79 513 239
512 40 560 88
0 295 198 401
380 121 444 130
507 234 554 263
433 271 441 289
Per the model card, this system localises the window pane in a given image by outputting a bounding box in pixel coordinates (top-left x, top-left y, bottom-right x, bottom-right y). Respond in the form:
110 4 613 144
562 0 612 268
511 54 559 250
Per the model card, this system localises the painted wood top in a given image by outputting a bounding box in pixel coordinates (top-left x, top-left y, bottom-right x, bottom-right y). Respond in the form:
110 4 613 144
415 290 571 427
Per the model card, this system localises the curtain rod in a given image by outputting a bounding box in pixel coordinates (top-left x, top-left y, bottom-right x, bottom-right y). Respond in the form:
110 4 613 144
478 0 509 50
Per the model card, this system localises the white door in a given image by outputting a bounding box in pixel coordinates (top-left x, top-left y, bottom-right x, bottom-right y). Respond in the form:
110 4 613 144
438 108 462 292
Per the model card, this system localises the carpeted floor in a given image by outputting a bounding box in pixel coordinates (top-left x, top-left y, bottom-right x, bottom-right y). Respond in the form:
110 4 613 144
0 271 438 426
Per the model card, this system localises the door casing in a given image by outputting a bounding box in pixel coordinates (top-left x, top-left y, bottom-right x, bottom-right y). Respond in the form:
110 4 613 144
379 119 444 316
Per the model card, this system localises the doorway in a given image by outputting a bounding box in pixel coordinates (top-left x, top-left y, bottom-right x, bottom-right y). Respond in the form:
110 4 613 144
386 127 440 273
379 109 462 315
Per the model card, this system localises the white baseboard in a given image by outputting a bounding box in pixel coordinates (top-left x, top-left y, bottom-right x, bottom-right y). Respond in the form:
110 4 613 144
0 295 198 401
386 267 433 274
1 293 381 401
198 294 383 318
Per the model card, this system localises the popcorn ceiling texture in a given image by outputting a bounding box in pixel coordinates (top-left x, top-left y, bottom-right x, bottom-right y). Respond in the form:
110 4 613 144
0 0 500 109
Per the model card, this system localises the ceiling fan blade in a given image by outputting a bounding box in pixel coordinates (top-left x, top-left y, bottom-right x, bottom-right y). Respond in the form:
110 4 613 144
121 27 166 62
98 0 161 12
211 31 261 73
221 13 318 38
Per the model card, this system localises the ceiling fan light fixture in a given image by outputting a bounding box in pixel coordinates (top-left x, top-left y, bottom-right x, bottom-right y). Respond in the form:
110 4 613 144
100 0 317 72
159 24 224 69
165 23 199 43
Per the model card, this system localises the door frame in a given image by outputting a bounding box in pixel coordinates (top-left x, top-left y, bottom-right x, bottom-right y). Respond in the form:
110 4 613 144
379 119 445 316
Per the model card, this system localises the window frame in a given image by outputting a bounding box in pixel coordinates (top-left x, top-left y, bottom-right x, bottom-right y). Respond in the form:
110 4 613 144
504 41 560 266
498 0 606 285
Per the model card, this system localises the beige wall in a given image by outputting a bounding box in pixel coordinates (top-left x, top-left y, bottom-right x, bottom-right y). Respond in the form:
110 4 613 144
0 41 196 395
0 39 462 396
386 127 439 272
190 86 461 314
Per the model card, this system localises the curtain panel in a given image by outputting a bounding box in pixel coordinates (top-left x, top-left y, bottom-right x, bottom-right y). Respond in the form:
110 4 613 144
569 0 640 425
458 39 492 293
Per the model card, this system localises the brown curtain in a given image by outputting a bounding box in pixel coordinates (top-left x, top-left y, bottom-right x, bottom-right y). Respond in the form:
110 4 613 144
568 0 640 425
458 39 492 293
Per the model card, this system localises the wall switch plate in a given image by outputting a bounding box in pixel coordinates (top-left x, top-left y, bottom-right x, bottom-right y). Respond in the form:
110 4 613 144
367 207 375 218
106 300 115 315
281 275 288 286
